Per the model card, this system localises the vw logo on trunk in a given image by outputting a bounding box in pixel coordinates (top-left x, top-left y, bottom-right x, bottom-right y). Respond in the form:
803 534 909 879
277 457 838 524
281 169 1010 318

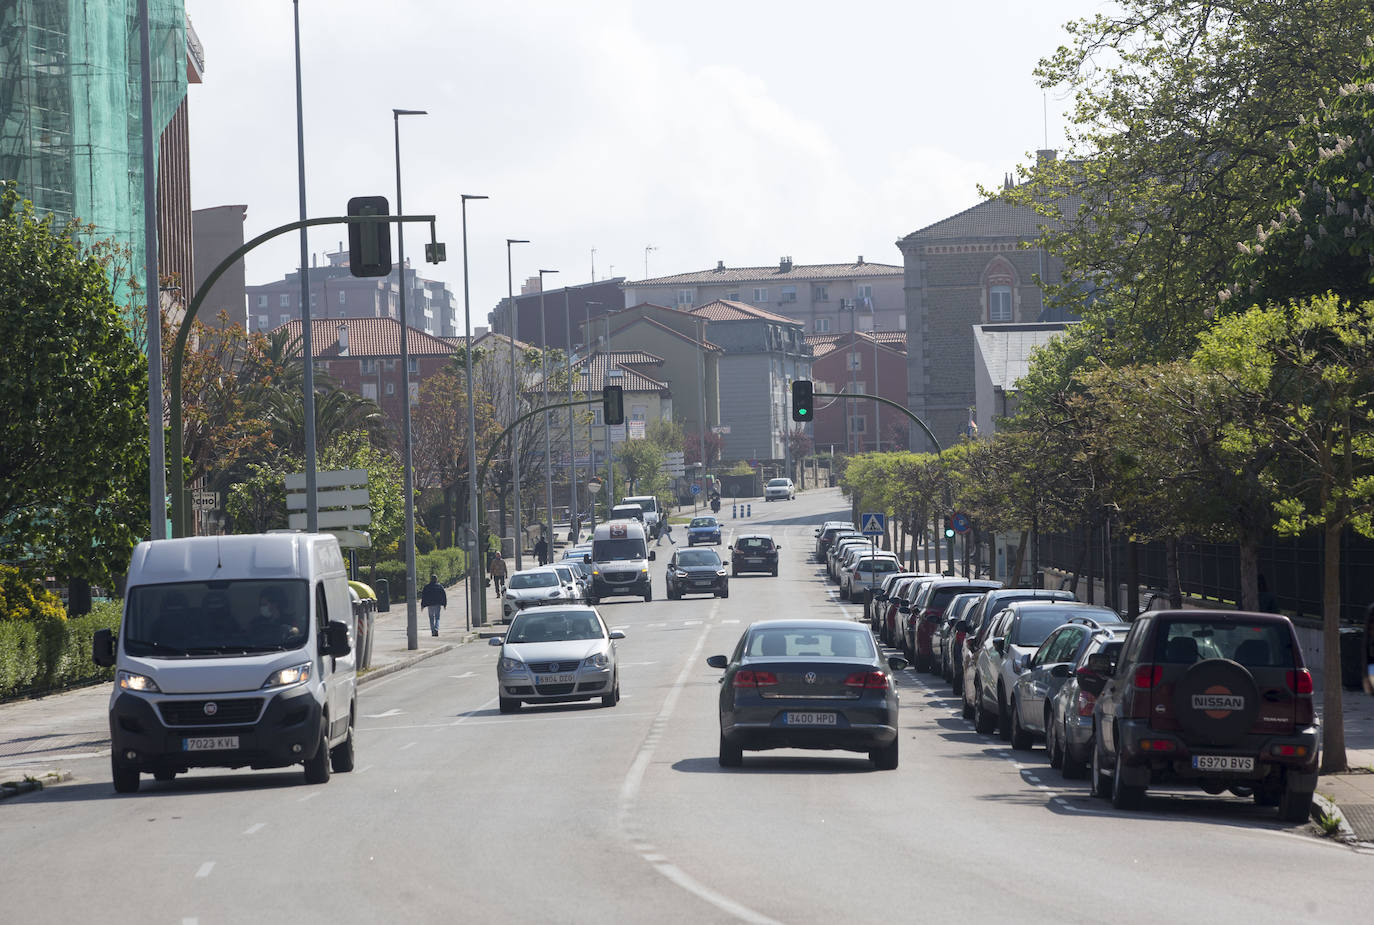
804 672 817 685
204 702 218 716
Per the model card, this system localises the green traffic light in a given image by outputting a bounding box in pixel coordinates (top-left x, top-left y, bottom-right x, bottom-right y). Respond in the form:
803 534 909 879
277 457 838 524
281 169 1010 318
798 408 808 416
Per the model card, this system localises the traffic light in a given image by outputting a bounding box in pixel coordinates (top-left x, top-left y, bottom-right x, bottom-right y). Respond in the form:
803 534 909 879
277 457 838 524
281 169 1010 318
791 379 814 422
603 385 624 426
943 516 956 539
347 196 392 278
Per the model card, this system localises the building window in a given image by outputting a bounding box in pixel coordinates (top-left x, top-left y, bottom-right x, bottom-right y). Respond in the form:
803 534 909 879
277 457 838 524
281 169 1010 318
856 284 872 300
851 382 866 395
725 291 740 301
279 294 290 308
752 287 768 303
338 290 346 305
814 317 831 333
780 285 797 303
630 404 648 422
360 358 377 374
676 289 694 307
898 314 907 330
362 383 378 401
279 313 291 325
385 382 396 395
813 285 829 302
849 415 866 433
847 352 862 371
989 285 1012 322
408 383 419 404
407 357 419 374
257 295 268 307
592 408 604 426
256 314 269 330
310 293 317 307
386 359 398 370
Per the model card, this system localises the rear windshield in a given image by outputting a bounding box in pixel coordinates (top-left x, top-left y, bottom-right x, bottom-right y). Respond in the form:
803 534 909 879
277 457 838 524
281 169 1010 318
1011 611 1075 647
745 628 877 659
624 498 659 513
1154 620 1295 666
509 571 558 589
124 580 310 657
928 587 989 609
592 538 647 562
736 537 774 551
859 559 900 573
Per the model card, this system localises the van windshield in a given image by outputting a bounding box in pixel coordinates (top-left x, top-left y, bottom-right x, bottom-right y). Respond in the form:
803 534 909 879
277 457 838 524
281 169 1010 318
593 539 647 562
124 580 311 657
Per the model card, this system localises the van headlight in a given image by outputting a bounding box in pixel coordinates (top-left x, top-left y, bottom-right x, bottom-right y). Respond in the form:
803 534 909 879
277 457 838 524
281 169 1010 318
261 662 312 689
117 670 160 693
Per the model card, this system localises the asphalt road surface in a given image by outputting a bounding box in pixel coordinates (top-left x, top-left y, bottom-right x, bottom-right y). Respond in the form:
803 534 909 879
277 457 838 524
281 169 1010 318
2 489 1367 923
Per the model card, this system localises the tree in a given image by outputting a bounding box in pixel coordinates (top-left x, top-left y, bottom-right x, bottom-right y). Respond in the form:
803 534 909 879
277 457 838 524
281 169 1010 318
1194 294 1374 772
0 183 148 588
1002 0 1374 364
684 429 725 468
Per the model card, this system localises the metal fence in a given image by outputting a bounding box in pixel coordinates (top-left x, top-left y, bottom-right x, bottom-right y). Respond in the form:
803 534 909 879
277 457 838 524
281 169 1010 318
1038 525 1374 625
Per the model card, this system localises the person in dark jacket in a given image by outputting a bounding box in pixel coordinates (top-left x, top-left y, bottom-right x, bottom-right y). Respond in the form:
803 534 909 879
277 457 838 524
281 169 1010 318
420 573 447 636
534 534 549 566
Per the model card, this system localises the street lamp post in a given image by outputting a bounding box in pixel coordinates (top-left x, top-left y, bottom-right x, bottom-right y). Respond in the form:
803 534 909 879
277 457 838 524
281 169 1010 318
564 288 577 541
506 238 529 569
840 299 857 454
393 106 426 650
460 194 487 627
584 301 601 520
294 0 319 534
538 269 559 556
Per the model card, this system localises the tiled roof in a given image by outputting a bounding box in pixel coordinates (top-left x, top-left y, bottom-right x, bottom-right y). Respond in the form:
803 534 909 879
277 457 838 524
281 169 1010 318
606 313 723 352
278 317 455 358
629 260 902 286
972 322 1076 390
685 299 803 326
806 330 907 353
810 341 840 358
899 192 1081 243
571 352 670 393
602 349 665 366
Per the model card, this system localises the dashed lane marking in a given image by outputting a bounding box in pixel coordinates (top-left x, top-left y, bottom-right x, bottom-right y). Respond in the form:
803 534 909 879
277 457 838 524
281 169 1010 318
242 823 265 836
194 862 215 879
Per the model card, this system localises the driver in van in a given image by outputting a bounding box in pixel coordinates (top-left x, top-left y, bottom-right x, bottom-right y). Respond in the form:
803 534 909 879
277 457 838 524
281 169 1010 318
251 587 293 645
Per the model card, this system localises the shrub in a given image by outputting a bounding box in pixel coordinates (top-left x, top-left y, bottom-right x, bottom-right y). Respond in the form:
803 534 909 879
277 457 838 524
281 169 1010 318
368 548 467 602
0 565 65 623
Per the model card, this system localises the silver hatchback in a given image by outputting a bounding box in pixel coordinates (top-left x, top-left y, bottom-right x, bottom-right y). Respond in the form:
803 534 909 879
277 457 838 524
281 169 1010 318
490 606 625 713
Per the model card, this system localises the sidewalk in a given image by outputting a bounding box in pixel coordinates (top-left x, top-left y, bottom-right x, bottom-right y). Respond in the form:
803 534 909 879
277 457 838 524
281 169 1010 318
1317 689 1374 842
0 578 500 794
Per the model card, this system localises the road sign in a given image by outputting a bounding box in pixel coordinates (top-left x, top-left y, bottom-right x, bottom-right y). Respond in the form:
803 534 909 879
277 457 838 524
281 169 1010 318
952 512 971 534
711 425 731 435
860 512 887 535
690 484 701 495
191 490 219 510
587 479 602 495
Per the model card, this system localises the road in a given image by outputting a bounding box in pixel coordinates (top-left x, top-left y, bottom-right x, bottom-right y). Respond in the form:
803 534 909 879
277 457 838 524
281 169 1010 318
1 488 1367 923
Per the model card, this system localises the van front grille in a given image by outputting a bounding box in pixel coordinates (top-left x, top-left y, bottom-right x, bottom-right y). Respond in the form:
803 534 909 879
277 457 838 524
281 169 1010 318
159 698 263 727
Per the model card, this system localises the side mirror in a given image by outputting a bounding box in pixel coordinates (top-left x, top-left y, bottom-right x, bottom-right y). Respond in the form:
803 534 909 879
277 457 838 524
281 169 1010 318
954 621 969 634
992 637 1005 656
1075 668 1107 696
582 553 591 562
706 654 729 669
924 613 942 624
887 656 909 672
648 550 656 562
325 620 352 658
898 601 911 613
488 636 503 646
1050 663 1071 679
609 630 626 640
775 545 781 551
1085 652 1114 675
92 628 115 668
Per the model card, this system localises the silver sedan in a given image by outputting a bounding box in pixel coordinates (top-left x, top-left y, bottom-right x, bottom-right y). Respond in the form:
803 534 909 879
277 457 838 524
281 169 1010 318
490 606 624 713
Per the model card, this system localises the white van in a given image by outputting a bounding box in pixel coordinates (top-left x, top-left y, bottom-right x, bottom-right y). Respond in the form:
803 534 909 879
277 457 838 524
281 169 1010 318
620 495 662 536
586 520 655 603
93 533 357 793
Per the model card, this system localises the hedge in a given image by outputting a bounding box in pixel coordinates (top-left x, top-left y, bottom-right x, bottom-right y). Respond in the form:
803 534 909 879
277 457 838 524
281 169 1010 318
368 547 467 603
0 599 121 701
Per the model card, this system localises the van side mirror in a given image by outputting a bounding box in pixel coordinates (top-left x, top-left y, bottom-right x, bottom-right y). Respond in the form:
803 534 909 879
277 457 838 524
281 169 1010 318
324 620 352 658
93 628 115 668
648 550 656 562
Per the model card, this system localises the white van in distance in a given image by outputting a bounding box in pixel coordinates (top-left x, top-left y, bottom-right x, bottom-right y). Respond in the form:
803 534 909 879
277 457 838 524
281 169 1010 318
586 520 655 603
93 533 357 792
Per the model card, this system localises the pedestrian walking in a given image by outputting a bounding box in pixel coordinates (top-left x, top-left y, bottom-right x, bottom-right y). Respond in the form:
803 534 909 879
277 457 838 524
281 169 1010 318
658 519 675 546
535 533 549 566
570 511 582 543
488 552 507 596
420 573 447 636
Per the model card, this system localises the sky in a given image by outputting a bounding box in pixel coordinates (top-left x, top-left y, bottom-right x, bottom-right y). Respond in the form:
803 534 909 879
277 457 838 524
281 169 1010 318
184 0 1110 329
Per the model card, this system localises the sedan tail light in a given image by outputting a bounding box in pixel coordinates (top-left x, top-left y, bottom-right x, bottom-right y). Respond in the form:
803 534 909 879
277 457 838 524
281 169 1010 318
734 669 779 688
1076 690 1096 717
1286 669 1314 694
1132 664 1163 689
843 671 890 690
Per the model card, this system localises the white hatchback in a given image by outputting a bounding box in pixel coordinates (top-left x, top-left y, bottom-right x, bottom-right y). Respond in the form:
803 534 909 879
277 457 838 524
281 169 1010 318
765 478 795 501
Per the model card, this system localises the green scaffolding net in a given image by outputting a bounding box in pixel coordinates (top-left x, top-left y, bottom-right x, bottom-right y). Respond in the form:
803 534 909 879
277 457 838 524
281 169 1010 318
0 0 188 308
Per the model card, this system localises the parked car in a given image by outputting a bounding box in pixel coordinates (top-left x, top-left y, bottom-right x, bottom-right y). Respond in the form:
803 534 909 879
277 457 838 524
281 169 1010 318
814 522 855 560
903 578 1003 671
706 619 907 769
828 536 872 582
868 571 921 633
938 593 987 682
730 534 780 576
1089 609 1318 821
665 547 729 599
836 543 891 592
549 562 587 602
958 589 1077 724
1046 628 1131 779
1006 607 1127 750
844 554 903 603
686 515 722 546
887 575 942 650
764 477 796 501
489 605 624 712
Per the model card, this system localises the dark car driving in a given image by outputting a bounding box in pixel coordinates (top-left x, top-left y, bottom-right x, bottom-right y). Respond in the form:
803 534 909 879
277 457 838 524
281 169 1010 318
730 534 780 576
707 620 907 769
665 547 729 599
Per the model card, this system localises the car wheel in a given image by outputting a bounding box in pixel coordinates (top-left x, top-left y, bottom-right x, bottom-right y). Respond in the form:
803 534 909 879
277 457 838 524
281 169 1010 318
587 596 599 605
330 709 356 773
974 681 997 735
718 734 743 768
1090 734 1112 799
719 586 729 599
112 757 140 794
1047 717 1063 769
499 697 521 714
303 723 332 785
601 679 620 708
997 687 1013 741
1010 700 1032 751
1111 757 1145 810
732 566 738 576
771 567 778 577
871 738 899 770
644 588 653 602
1278 775 1314 823
962 682 975 720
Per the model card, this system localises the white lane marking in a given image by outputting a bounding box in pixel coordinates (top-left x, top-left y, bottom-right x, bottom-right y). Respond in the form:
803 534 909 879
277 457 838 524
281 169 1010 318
298 791 320 802
194 862 215 879
243 823 266 836
681 620 702 626
449 672 476 680
363 708 404 718
721 619 740 624
355 765 373 774
183 919 198 925
400 741 417 751
618 602 782 925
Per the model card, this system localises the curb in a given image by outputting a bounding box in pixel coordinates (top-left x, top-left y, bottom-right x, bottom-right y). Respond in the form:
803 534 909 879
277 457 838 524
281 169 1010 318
358 642 458 686
1311 791 1360 842
0 771 72 801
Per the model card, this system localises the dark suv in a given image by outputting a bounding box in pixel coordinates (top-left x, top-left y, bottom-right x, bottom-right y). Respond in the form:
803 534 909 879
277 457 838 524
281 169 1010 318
730 534 779 576
1086 609 1318 821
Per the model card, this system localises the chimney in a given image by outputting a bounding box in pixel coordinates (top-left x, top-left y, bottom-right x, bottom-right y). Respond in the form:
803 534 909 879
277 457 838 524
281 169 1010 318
779 256 792 272
337 322 349 356
716 260 725 271
1036 149 1057 166
857 255 864 265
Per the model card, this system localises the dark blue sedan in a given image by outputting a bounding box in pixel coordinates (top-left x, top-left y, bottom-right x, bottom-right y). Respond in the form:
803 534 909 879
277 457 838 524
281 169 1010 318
686 516 721 546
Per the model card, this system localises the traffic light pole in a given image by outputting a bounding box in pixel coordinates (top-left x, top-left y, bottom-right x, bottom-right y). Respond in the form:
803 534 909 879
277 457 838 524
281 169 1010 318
167 212 439 538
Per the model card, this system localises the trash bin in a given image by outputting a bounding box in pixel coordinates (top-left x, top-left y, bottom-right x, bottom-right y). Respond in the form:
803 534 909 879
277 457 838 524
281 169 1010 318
1339 625 1365 691
375 578 390 612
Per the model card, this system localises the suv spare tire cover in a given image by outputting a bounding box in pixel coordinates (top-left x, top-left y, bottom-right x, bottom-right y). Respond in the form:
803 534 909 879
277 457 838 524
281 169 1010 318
1172 659 1260 747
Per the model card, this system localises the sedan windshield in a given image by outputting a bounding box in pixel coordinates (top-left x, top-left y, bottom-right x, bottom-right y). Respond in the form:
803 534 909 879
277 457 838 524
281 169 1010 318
676 550 721 567
509 571 558 590
507 610 605 643
690 518 717 528
767 479 789 487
